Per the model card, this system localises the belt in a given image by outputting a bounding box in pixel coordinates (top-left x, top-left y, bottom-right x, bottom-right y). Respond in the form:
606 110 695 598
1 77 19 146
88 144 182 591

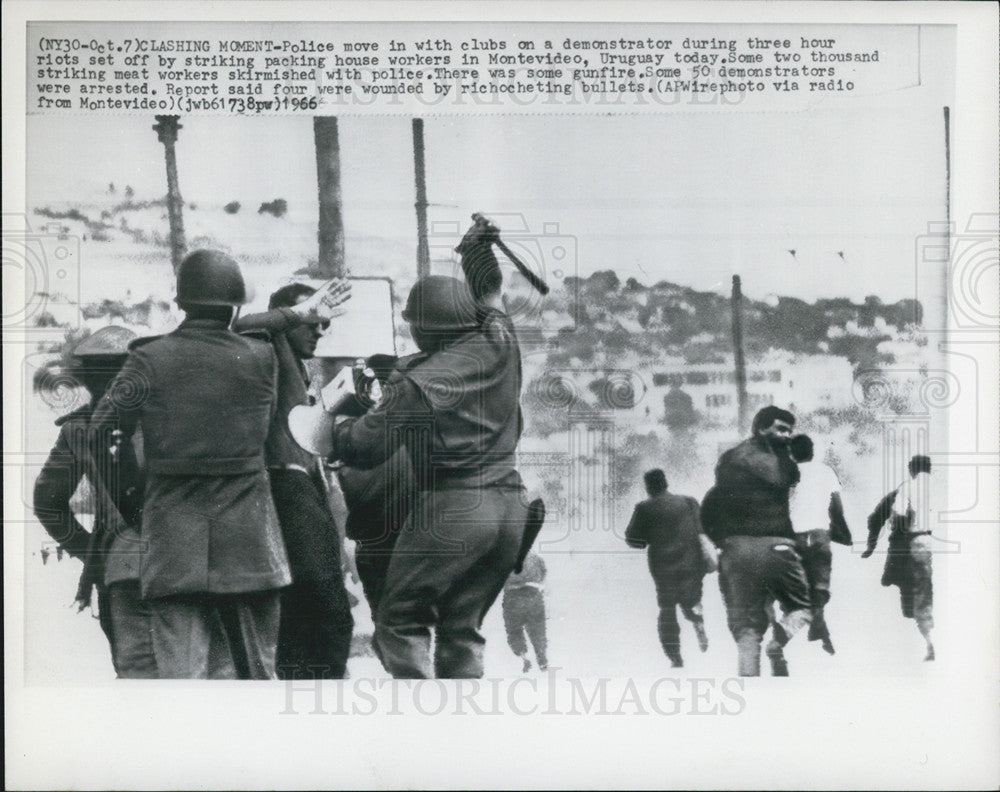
148 455 265 476
507 582 544 592
269 463 311 475
794 529 830 547
426 469 522 492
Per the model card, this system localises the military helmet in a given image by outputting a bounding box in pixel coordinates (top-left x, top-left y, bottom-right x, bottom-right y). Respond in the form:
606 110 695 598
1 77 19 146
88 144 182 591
175 249 249 306
72 325 137 358
402 275 480 333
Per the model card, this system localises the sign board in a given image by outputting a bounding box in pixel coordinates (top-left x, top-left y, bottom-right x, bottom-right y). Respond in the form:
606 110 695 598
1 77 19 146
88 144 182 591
313 276 397 359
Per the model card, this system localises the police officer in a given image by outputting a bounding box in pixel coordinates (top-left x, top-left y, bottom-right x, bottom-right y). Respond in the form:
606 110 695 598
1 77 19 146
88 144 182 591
33 325 156 678
90 250 291 679
328 275 527 679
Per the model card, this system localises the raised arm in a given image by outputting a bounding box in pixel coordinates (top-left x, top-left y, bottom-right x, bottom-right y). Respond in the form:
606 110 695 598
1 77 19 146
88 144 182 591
235 278 352 334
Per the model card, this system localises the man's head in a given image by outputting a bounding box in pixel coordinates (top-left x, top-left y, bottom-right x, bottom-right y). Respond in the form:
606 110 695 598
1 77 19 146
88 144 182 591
403 276 481 353
909 455 932 477
789 434 814 463
644 468 668 497
71 325 138 401
175 249 248 325
270 283 324 359
751 405 795 447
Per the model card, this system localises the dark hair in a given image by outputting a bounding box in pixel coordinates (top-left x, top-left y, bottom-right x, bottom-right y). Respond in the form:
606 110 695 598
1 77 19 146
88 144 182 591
178 303 234 324
909 455 931 476
751 405 795 435
643 468 668 495
269 283 316 310
789 434 814 462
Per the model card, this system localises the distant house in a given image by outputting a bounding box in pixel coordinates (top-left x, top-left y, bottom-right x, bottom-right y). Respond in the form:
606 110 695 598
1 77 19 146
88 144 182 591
647 351 854 423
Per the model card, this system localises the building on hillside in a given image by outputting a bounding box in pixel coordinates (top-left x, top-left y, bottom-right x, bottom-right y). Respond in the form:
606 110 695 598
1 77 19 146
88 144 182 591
647 351 855 424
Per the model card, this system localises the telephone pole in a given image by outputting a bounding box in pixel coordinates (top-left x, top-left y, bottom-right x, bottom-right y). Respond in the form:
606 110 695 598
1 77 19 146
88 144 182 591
152 115 187 273
412 118 430 279
731 274 749 434
313 117 346 277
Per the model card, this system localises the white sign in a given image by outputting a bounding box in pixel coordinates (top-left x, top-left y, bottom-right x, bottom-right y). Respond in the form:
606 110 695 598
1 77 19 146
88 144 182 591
313 276 397 358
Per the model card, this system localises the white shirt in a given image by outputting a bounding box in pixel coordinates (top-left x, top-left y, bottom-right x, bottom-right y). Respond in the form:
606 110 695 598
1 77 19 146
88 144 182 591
891 472 928 530
789 462 841 533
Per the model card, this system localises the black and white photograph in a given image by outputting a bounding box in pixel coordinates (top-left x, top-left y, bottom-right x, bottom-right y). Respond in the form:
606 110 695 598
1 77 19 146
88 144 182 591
5 3 998 790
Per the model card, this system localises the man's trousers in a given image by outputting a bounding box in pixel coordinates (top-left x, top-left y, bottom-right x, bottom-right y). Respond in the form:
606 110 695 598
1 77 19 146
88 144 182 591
270 468 354 680
719 536 812 676
794 529 833 642
105 580 158 679
148 590 282 679
652 575 704 666
374 486 527 679
502 587 548 669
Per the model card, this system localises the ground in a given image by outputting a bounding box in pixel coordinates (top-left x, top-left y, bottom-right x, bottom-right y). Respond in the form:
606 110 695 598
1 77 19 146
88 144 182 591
21 469 942 684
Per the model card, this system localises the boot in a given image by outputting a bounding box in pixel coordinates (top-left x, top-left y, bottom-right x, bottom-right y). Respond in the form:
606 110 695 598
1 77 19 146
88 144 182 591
693 620 709 653
766 641 789 676
920 625 935 662
736 632 762 677
766 623 790 676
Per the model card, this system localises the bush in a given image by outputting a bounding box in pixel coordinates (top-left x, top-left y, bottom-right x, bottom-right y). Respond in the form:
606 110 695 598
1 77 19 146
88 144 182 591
258 198 288 218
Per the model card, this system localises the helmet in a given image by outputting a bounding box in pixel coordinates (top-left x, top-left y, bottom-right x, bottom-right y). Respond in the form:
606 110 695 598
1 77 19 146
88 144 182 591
72 325 138 358
402 276 480 333
175 249 248 306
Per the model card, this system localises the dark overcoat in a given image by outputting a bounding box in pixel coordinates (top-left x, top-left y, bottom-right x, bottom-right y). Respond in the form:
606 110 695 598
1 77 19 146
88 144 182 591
90 319 291 599
625 492 707 589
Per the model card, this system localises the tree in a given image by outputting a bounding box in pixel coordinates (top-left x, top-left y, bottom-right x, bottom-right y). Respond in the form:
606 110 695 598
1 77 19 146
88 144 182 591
663 385 697 430
313 117 346 277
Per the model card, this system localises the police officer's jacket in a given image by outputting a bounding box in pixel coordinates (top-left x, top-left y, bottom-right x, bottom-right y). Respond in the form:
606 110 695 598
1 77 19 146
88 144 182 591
89 319 291 599
33 403 145 586
332 309 522 491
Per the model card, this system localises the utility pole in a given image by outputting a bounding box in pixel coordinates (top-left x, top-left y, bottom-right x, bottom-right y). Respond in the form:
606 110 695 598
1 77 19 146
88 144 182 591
944 106 951 235
731 274 749 434
412 118 430 279
152 115 187 273
313 117 346 277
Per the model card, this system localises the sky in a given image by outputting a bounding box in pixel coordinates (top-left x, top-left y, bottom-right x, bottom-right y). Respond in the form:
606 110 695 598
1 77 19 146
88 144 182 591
27 104 948 304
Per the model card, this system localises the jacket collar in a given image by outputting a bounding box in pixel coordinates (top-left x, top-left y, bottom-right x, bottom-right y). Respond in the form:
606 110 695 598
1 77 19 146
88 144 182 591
54 403 93 426
177 318 231 331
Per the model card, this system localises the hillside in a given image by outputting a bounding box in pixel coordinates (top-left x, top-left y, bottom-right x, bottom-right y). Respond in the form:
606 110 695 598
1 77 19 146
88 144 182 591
25 191 931 500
